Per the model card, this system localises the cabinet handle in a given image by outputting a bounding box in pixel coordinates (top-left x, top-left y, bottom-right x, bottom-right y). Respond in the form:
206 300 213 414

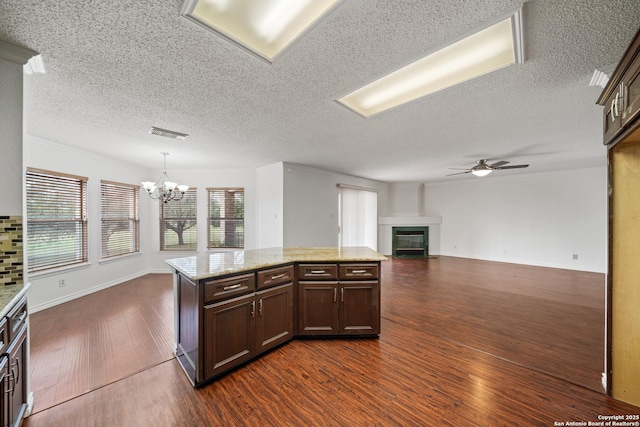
12 358 19 384
341 287 344 303
251 301 255 317
270 273 285 280
351 270 367 274
223 284 243 291
5 372 13 395
16 311 27 325
619 82 626 112
333 288 337 303
259 299 263 315
310 270 326 274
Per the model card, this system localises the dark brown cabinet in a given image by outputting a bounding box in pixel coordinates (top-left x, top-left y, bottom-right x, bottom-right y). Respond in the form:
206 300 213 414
6 325 26 427
0 356 7 427
0 296 28 427
256 283 294 354
599 27 640 145
298 281 340 334
173 258 381 386
203 282 295 380
298 263 380 336
203 293 256 379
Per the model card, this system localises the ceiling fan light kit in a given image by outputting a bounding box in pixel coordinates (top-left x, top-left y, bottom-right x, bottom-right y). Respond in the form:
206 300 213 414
448 159 529 177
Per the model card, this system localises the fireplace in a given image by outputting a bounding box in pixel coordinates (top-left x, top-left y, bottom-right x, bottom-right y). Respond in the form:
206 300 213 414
392 226 428 258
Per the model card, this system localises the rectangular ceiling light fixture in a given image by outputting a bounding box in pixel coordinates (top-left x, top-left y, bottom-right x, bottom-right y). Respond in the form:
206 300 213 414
337 8 524 117
181 0 345 63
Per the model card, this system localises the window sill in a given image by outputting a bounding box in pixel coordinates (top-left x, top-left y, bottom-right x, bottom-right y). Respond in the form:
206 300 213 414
29 262 91 279
99 252 142 265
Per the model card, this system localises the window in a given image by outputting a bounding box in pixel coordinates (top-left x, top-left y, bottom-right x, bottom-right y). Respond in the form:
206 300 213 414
338 185 378 250
208 188 244 248
101 181 140 259
160 188 197 251
26 168 88 273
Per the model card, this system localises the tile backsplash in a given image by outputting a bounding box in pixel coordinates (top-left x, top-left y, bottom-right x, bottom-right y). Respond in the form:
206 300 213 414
0 216 23 286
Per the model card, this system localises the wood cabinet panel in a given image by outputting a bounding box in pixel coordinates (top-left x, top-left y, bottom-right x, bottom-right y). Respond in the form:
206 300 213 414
257 265 294 290
339 263 379 280
204 273 255 304
0 356 7 427
256 283 294 353
176 274 199 382
203 294 256 380
6 324 27 427
339 282 380 335
6 296 27 343
0 317 8 355
297 264 338 280
298 282 339 335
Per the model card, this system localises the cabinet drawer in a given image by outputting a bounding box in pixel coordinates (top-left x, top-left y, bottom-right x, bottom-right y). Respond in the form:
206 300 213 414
297 264 338 280
204 273 255 303
339 263 379 280
6 296 27 342
0 317 8 354
257 265 294 289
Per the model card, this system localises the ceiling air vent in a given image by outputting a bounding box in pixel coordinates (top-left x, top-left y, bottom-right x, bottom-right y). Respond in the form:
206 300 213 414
149 126 188 141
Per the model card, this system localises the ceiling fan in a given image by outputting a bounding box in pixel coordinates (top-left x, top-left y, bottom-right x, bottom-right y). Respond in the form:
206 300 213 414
447 159 529 177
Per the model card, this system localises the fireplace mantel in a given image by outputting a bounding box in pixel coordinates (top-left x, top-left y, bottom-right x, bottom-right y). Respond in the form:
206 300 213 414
378 216 442 225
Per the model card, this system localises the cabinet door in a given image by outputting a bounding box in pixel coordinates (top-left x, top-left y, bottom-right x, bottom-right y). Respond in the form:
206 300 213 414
298 282 339 335
0 356 7 427
6 325 27 427
203 294 256 380
256 283 294 354
339 282 380 335
623 58 640 128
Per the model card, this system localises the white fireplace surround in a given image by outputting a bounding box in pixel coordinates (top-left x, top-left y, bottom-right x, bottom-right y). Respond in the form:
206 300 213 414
378 216 442 256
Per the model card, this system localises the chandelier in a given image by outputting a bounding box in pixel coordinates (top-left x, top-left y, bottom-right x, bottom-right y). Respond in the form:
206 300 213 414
141 152 189 203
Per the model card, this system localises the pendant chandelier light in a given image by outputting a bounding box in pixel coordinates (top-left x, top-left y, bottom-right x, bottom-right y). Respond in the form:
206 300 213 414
141 152 189 203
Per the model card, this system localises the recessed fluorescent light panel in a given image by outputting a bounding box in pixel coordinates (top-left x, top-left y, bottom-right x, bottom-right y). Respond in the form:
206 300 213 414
337 8 524 117
181 0 345 63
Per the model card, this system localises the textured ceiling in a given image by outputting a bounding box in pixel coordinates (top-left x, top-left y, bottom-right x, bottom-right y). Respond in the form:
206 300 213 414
1 0 640 182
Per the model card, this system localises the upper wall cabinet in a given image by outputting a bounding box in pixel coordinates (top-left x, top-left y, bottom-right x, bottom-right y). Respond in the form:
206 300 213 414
598 27 640 146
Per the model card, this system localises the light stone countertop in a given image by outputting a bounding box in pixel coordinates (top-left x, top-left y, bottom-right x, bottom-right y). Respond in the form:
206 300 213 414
165 247 387 281
0 282 30 318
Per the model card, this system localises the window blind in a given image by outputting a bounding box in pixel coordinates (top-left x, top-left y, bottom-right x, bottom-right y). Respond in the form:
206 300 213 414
208 188 244 249
101 180 140 259
160 188 197 251
26 168 88 273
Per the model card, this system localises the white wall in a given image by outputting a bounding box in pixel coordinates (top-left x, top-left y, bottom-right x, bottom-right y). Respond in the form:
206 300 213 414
422 167 607 272
256 162 284 248
147 167 257 272
283 163 389 249
387 183 424 216
0 57 23 215
25 137 155 310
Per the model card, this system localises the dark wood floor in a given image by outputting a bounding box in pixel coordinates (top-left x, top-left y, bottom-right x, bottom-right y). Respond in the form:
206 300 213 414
25 257 639 426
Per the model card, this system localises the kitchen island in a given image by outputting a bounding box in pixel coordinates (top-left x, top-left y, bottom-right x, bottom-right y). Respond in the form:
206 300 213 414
166 247 386 386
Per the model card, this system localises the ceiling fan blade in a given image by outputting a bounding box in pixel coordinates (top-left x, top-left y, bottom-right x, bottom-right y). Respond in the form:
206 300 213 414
489 160 509 168
494 164 529 170
446 170 472 176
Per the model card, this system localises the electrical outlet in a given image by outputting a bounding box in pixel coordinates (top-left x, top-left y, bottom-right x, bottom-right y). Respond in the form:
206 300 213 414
58 279 66 287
